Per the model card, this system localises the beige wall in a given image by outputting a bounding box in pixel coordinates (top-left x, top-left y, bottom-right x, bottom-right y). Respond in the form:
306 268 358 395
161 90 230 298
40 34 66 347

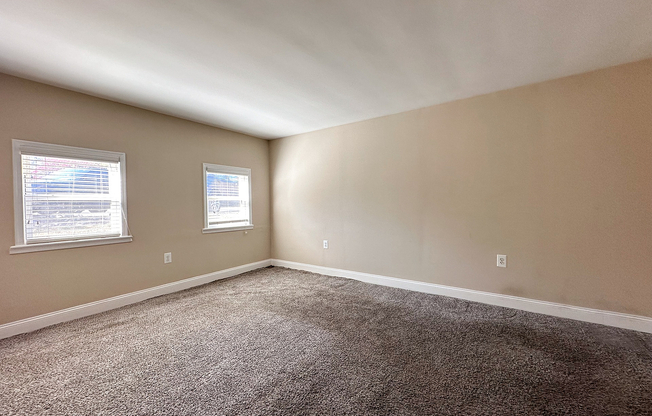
270 58 652 318
0 74 270 325
3 58 652 325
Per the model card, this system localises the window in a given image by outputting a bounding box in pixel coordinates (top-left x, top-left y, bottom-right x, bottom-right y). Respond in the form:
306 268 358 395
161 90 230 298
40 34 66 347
11 140 131 254
203 163 253 233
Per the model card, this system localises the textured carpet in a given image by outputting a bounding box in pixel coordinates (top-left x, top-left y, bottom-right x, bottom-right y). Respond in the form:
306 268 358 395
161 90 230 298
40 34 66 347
1 266 651 415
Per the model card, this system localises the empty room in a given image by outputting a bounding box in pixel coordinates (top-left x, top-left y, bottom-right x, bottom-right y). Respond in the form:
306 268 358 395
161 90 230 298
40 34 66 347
1 1 651 415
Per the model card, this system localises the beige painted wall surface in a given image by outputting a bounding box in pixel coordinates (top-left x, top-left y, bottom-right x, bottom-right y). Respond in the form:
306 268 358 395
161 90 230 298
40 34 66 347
0 74 270 325
271 58 652 318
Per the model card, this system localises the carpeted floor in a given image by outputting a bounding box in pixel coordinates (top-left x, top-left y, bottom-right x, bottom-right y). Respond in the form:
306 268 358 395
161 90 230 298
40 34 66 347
0 266 651 415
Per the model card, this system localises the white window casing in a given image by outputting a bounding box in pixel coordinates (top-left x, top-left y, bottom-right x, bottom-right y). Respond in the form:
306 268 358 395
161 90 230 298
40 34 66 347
11 140 132 254
202 163 253 233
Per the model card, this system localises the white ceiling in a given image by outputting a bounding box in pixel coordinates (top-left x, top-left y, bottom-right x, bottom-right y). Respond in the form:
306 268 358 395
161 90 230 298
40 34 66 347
1 1 651 139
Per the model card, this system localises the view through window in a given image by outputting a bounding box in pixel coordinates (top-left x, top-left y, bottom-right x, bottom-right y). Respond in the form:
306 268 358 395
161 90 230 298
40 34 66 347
21 154 123 243
204 164 252 231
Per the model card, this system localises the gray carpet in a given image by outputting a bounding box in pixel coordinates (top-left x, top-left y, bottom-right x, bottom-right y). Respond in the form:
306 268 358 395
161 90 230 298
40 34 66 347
1 266 651 415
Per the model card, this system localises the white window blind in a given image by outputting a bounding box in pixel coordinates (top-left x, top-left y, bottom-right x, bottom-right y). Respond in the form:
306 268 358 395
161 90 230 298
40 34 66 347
203 164 252 232
21 154 123 243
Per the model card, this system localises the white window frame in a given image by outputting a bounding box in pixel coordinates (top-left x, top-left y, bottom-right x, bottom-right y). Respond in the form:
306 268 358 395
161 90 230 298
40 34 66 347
10 139 132 254
202 163 253 233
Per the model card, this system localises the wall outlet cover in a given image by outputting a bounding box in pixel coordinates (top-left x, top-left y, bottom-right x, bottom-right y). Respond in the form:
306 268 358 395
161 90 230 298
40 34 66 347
497 254 507 267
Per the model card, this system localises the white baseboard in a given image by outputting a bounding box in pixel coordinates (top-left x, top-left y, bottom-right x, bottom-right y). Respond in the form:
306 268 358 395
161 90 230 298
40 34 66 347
3 258 650 339
0 259 272 340
272 259 652 334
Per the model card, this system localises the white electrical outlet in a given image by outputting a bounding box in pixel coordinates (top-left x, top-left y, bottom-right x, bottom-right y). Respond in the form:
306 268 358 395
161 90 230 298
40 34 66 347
164 252 172 264
497 254 507 268
323 240 329 249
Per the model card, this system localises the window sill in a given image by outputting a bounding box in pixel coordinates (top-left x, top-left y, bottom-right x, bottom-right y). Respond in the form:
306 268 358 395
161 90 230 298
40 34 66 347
10 235 133 254
202 225 254 234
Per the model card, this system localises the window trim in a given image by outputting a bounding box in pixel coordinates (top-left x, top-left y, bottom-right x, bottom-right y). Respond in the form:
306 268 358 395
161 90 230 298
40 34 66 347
10 139 132 254
202 163 253 233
